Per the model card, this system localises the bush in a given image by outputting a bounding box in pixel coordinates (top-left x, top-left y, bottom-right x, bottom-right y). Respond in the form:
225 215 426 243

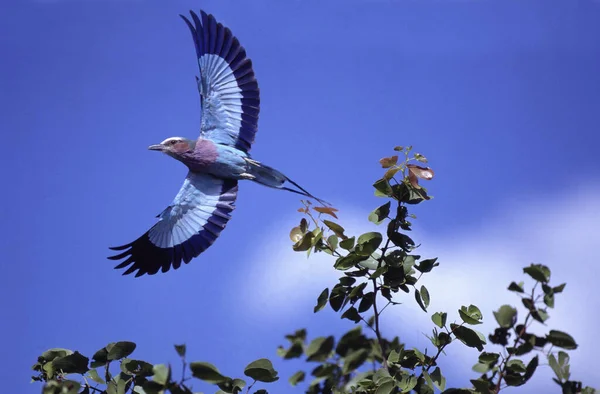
32 147 597 394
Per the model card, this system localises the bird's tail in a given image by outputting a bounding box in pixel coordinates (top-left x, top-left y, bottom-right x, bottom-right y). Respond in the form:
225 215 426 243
244 158 331 206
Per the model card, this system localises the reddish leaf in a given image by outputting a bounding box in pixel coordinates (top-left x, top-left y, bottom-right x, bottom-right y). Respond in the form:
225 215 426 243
314 206 339 219
379 156 398 168
407 165 434 188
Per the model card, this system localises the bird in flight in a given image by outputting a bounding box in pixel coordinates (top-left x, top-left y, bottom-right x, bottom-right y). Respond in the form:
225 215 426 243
109 10 328 277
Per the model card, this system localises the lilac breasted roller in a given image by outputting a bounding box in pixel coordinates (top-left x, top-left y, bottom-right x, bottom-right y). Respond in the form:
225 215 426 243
108 10 328 277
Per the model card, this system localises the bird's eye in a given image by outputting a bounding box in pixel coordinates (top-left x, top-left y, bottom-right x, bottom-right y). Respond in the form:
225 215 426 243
170 140 178 145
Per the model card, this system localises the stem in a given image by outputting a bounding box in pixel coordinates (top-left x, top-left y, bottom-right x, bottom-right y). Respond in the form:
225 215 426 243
418 323 460 379
371 237 393 371
82 377 104 393
246 379 257 393
180 358 187 384
494 283 538 393
371 277 388 371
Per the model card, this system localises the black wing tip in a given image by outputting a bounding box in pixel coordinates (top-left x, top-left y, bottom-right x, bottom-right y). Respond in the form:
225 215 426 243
108 244 129 252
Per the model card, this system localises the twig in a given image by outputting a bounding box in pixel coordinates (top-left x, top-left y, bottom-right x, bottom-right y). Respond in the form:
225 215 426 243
246 379 257 393
418 323 460 379
494 283 537 393
371 237 393 371
371 277 388 370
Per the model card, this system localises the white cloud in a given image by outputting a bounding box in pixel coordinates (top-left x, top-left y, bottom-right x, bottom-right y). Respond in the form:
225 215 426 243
236 185 600 389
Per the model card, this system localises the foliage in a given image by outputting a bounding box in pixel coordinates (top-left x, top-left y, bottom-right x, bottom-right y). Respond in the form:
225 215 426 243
32 146 597 394
32 341 277 394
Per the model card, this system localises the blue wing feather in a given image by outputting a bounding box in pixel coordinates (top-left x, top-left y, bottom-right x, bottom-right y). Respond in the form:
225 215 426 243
180 10 260 153
108 172 238 277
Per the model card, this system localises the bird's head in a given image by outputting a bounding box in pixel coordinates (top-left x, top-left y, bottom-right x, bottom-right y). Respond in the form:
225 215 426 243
148 137 195 158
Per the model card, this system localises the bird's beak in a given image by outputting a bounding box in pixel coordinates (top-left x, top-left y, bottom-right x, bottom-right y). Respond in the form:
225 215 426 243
148 144 164 151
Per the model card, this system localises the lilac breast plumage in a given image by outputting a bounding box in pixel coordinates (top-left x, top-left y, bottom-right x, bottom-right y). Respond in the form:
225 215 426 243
180 10 260 153
108 173 238 276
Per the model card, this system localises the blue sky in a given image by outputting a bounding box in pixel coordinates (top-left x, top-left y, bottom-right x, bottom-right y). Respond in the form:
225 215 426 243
2 0 599 392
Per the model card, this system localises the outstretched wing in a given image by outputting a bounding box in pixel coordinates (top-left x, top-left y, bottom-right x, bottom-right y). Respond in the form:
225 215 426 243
108 172 238 277
180 10 260 153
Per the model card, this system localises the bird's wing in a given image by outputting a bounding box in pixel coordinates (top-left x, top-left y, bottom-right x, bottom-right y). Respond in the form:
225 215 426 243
108 172 238 277
180 10 260 153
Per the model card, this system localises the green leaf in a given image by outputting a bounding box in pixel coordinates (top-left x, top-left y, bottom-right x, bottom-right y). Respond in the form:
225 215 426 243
451 324 486 351
470 378 492 394
342 349 369 374
306 336 334 362
51 351 89 374
369 202 391 224
40 348 73 362
384 166 402 181
370 265 387 279
430 367 446 391
507 359 527 373
387 349 401 364
544 292 555 308
277 342 303 359
190 362 229 384
335 252 369 270
91 347 109 368
431 312 447 328
355 232 383 256
478 352 500 365
472 362 489 373
523 264 551 283
107 342 137 361
244 359 279 383
547 330 578 350
327 235 338 251
152 364 170 386
88 369 105 384
397 374 419 392
493 305 517 328
415 288 427 312
420 285 430 308
459 305 483 325
415 258 439 273
531 308 549 323
217 377 245 394
348 282 367 299
341 307 362 323
120 359 154 377
293 231 314 251
232 378 246 393
358 292 374 313
174 344 186 358
329 284 346 312
523 355 538 384
323 220 346 239
375 379 395 394
508 281 525 293
289 371 305 386
373 179 393 197
548 353 563 381
314 288 329 313
339 236 355 250
553 283 567 293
